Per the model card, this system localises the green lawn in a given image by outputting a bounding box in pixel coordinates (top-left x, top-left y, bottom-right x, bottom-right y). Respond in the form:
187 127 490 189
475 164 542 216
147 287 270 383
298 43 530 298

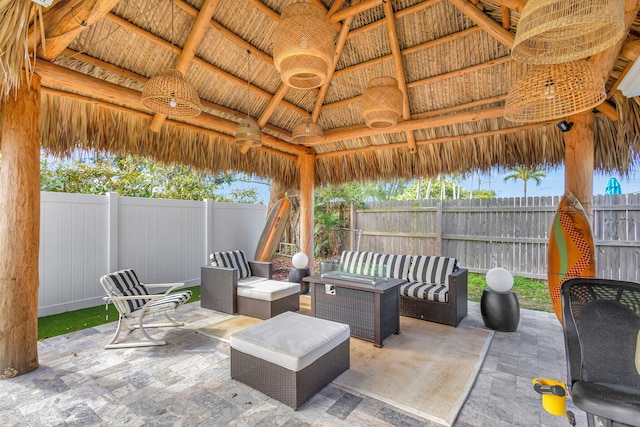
37 286 201 341
467 273 552 312
38 274 553 341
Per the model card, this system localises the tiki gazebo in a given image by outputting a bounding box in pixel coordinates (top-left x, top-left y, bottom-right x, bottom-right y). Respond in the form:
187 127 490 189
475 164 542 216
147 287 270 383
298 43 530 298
1 0 640 376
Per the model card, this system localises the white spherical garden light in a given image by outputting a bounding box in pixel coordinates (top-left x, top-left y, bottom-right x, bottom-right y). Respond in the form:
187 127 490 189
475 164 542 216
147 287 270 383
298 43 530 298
292 252 309 269
486 267 514 292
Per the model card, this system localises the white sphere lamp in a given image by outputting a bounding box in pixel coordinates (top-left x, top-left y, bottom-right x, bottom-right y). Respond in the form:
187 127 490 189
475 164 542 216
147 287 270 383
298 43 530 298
292 252 309 269
486 267 514 292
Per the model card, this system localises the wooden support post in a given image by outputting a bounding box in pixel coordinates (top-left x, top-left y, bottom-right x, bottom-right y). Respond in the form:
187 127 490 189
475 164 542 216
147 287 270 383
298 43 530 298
0 75 41 378
565 111 595 221
299 154 315 274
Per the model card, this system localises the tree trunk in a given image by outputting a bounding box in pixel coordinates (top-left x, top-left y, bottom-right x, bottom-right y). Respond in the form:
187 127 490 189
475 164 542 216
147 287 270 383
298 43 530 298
0 75 41 378
565 111 595 221
299 154 315 273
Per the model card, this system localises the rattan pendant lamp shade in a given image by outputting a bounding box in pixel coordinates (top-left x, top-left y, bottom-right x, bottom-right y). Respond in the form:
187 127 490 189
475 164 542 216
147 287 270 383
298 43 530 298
292 117 324 144
235 117 262 148
504 61 606 123
361 77 403 128
273 2 334 89
511 0 625 64
141 69 202 117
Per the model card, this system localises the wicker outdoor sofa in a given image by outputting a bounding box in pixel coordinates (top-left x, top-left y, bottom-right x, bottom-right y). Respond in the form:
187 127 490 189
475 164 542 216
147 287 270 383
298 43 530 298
336 250 468 327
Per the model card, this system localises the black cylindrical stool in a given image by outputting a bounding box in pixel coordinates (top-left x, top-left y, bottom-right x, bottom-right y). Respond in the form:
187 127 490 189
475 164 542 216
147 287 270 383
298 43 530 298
288 267 310 294
481 288 520 332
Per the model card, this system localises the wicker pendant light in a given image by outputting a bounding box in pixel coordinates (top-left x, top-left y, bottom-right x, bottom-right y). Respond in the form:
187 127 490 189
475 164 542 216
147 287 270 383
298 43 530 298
273 2 334 89
504 61 606 123
292 117 324 144
361 77 403 128
235 50 262 149
141 0 201 117
235 117 262 147
141 69 202 117
511 0 625 64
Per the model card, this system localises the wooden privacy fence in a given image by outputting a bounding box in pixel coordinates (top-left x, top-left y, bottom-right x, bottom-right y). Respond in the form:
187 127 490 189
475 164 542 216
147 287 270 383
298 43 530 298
355 194 640 282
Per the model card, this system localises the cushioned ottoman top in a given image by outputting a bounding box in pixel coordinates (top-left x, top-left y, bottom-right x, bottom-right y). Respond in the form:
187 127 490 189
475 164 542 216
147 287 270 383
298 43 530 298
230 311 350 371
237 279 300 301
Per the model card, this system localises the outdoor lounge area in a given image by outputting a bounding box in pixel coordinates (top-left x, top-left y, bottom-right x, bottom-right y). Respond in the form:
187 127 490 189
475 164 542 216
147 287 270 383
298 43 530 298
3 1 640 426
0 299 588 426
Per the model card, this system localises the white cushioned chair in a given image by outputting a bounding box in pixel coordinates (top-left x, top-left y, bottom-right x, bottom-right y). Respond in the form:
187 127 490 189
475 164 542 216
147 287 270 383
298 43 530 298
100 269 192 349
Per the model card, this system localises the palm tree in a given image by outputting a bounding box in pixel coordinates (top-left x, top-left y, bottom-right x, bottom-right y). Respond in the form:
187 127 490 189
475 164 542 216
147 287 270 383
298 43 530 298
503 165 547 198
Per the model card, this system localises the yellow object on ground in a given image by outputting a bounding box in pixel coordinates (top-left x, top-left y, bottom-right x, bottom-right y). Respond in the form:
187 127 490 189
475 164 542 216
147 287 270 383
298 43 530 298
532 378 567 416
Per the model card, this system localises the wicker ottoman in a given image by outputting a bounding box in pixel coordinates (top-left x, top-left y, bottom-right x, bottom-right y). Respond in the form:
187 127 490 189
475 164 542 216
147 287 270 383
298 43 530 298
230 311 350 409
237 279 300 320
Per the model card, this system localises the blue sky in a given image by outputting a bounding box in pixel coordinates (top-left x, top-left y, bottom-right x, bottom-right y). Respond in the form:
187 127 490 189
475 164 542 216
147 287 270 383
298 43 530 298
221 166 640 204
460 166 640 198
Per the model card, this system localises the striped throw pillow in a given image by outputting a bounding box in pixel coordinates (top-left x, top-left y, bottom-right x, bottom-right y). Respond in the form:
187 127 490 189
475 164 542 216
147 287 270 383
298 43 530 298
408 255 458 285
101 269 150 315
212 250 252 279
375 253 412 280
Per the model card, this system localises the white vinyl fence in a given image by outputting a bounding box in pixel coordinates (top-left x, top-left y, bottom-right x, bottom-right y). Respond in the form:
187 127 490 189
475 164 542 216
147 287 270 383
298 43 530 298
38 192 266 316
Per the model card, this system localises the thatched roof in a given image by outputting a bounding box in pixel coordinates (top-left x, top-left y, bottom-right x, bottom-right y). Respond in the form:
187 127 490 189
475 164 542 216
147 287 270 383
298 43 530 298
3 0 640 189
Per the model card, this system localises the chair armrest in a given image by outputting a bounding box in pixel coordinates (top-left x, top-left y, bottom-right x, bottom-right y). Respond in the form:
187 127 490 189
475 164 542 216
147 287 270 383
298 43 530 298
248 261 273 279
447 268 468 301
201 266 238 314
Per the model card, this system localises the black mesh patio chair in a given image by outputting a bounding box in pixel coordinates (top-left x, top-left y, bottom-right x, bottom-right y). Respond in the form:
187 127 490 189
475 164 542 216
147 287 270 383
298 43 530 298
561 278 640 427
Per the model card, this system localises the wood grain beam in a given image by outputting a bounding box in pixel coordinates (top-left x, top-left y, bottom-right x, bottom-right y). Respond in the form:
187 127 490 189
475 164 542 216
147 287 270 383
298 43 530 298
321 106 505 144
258 83 289 128
328 0 382 23
501 6 510 29
317 121 550 158
246 0 280 21
499 0 527 13
149 0 220 133
61 48 292 137
412 95 506 119
383 0 416 153
35 60 311 156
312 16 354 123
620 38 640 61
448 0 515 49
174 0 273 65
103 13 308 117
35 0 121 60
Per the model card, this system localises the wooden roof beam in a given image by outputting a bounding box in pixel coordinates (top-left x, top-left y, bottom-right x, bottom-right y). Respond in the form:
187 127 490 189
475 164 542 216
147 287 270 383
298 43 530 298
324 56 511 111
328 0 382 23
33 0 121 61
149 0 220 133
104 13 308 117
499 0 527 13
35 60 311 156
383 0 417 154
448 0 515 49
501 7 511 29
322 106 505 144
174 0 273 65
61 48 292 137
258 83 289 128
317 121 551 159
246 0 280 21
312 16 354 123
